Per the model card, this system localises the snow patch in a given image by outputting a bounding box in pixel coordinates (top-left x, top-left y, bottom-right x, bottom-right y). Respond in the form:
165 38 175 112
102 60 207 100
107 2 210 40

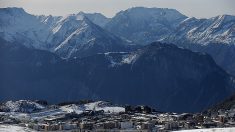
84 101 125 113
173 127 235 132
0 125 36 132
2 100 45 113
121 54 138 64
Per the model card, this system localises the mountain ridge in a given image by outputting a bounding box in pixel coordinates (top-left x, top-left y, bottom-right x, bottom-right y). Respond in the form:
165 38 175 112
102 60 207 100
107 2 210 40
0 7 134 58
1 39 234 112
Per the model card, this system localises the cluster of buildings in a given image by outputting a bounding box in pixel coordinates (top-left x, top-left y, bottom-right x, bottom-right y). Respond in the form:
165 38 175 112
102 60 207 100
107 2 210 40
1 105 235 131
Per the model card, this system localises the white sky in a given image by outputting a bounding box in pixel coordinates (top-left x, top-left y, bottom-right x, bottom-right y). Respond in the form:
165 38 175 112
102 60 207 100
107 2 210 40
0 0 235 18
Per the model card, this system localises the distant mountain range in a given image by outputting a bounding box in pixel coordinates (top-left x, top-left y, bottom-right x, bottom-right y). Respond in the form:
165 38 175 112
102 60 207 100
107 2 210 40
0 7 235 75
1 7 235 113
0 7 135 59
104 7 235 75
106 7 235 45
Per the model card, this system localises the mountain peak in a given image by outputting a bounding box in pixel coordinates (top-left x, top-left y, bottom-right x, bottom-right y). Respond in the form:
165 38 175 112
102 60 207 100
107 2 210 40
0 7 26 16
213 14 235 23
76 11 110 27
77 11 85 15
123 7 187 18
148 42 177 48
63 13 85 21
105 7 187 45
127 7 179 12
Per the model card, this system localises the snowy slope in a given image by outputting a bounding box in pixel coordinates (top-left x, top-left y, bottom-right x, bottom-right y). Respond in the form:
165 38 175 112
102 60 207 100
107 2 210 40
0 125 36 132
52 15 130 58
173 127 235 132
102 52 139 67
0 101 125 121
84 101 125 113
167 15 235 45
29 101 124 120
60 101 124 114
0 100 45 113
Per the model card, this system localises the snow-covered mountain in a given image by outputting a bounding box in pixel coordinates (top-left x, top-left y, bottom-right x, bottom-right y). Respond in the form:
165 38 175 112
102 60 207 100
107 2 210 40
0 7 133 58
163 15 235 75
0 7 52 49
104 7 235 75
166 15 235 45
50 14 131 58
105 7 235 46
1 7 234 68
105 7 187 45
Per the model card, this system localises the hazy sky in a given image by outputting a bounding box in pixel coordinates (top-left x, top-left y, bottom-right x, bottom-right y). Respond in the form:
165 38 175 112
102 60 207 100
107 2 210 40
1 0 235 18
